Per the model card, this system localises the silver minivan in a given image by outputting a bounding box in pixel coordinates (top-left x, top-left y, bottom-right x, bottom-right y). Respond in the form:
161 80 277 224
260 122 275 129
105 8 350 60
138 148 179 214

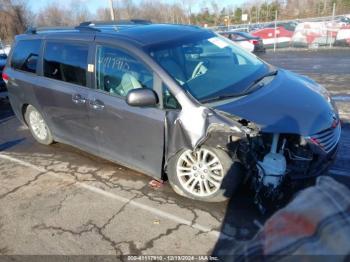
4 22 340 208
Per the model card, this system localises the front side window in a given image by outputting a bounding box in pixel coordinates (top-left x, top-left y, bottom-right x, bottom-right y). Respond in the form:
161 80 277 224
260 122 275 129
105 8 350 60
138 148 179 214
149 34 270 103
44 42 88 86
96 46 153 97
11 40 41 73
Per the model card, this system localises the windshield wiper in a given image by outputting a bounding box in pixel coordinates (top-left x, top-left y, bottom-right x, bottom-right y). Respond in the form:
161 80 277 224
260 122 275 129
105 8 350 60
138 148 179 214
242 69 278 94
200 70 278 104
200 93 242 104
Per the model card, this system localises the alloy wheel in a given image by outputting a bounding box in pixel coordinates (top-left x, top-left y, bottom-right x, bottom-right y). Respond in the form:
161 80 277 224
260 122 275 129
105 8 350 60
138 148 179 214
176 148 224 197
29 110 48 141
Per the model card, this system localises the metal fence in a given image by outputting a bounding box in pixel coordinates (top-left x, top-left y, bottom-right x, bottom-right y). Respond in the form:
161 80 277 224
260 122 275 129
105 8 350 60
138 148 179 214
209 14 348 32
209 10 350 51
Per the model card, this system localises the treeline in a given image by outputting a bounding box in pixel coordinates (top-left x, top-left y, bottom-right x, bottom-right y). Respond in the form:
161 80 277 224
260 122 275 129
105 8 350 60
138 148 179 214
192 0 350 26
0 0 31 43
1 0 350 43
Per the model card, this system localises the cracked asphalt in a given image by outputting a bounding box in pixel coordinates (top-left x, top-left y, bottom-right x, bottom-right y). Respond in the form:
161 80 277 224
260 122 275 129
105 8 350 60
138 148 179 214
0 49 349 257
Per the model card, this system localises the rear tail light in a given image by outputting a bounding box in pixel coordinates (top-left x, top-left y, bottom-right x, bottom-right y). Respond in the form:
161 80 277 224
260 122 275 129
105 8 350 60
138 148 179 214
250 40 259 45
2 68 9 84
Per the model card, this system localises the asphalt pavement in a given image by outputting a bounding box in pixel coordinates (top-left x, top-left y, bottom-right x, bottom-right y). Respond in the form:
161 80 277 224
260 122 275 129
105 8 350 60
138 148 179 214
0 49 349 257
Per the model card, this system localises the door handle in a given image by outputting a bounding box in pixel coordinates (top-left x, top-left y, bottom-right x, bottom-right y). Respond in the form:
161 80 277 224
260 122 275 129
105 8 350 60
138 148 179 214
89 99 105 110
72 94 86 104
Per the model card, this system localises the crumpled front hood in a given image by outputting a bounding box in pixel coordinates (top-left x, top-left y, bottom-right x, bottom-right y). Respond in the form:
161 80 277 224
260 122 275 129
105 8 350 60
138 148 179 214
215 69 337 136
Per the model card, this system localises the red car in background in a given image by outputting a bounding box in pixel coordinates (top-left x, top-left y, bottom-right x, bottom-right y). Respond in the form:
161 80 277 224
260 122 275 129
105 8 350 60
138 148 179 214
251 26 294 48
0 53 7 92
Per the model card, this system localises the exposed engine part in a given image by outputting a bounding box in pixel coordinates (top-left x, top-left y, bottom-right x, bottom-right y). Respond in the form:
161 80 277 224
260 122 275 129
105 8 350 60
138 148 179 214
285 148 313 161
238 118 260 136
236 133 293 213
235 128 330 213
257 133 287 188
283 137 314 176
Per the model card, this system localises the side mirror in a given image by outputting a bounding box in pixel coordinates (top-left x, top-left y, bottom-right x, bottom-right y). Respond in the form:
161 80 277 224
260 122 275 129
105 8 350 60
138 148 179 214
126 88 158 107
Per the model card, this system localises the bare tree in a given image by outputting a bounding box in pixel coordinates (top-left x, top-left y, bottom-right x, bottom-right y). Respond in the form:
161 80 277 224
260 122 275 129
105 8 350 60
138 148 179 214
36 5 72 26
96 7 111 21
0 0 31 42
2 0 349 43
35 0 94 27
72 4 91 24
179 0 195 24
211 0 220 26
120 0 137 19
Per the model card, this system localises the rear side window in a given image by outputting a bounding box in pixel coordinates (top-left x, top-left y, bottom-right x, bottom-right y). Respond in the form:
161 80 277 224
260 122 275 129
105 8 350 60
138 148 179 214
44 42 88 86
11 40 41 73
230 34 245 40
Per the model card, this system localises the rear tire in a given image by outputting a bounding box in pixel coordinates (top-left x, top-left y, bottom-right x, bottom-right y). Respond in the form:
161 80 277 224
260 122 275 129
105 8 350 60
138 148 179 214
25 105 53 145
167 146 242 202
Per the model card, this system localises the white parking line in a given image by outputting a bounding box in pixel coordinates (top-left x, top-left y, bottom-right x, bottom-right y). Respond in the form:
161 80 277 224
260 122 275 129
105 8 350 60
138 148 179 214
329 169 350 177
333 95 350 102
0 153 223 239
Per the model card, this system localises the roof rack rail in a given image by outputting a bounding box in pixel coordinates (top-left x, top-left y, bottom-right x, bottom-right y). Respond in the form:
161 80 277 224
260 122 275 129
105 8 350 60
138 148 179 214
79 19 152 27
25 26 101 34
25 26 76 34
24 19 151 35
74 26 101 32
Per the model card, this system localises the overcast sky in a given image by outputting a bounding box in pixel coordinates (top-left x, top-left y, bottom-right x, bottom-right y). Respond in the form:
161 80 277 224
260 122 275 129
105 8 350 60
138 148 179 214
28 0 246 14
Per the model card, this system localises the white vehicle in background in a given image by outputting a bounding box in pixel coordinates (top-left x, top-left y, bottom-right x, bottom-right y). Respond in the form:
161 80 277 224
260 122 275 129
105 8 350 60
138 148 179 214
335 28 350 46
0 40 10 55
0 45 11 55
235 39 255 52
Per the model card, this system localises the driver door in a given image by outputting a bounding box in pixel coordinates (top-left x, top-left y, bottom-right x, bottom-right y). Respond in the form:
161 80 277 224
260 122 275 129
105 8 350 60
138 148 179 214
87 44 166 178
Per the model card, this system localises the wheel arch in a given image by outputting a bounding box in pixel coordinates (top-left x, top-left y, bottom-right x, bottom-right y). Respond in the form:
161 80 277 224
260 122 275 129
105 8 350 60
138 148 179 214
21 103 29 125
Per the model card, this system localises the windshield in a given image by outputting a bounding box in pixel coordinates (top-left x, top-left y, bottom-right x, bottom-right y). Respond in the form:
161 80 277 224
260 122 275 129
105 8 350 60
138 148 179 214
148 34 270 103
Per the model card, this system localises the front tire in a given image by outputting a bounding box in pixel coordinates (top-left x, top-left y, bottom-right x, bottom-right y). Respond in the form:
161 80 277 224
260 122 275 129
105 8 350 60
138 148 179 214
167 146 241 202
25 105 53 145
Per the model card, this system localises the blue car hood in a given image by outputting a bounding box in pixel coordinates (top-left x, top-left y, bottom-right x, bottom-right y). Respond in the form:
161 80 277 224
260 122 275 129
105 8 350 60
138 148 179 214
214 69 337 136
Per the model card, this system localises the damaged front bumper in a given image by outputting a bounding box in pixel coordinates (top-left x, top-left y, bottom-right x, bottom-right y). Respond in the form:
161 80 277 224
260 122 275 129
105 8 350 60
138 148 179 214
293 123 341 180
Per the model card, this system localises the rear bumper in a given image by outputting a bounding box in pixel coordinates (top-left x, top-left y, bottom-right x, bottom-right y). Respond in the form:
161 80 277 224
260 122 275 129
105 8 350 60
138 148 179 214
253 45 266 53
0 69 6 92
334 39 350 47
0 80 7 92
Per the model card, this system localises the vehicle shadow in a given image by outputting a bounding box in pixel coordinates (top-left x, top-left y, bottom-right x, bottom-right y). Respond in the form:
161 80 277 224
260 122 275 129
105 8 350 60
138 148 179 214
0 138 26 151
212 116 302 256
211 164 273 258
0 96 13 121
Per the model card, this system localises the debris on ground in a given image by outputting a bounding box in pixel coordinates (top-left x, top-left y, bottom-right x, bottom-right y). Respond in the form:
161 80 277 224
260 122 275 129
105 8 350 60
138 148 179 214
148 179 164 189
